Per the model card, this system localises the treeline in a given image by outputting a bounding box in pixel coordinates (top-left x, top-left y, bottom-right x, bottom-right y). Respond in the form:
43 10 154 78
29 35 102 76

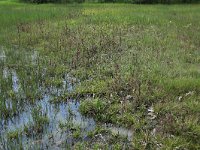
103 0 199 3
132 0 199 3
21 0 84 3
131 0 199 3
21 0 200 4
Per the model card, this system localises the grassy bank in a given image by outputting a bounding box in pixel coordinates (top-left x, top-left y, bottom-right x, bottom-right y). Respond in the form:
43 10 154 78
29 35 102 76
0 1 200 149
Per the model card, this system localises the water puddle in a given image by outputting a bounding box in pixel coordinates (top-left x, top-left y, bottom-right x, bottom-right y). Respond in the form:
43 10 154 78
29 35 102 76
2 68 9 79
105 124 133 141
0 69 133 149
11 70 20 93
0 47 6 61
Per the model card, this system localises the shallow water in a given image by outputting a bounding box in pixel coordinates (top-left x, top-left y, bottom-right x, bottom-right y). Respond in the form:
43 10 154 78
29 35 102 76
0 47 6 61
105 124 133 141
0 71 96 149
0 55 133 149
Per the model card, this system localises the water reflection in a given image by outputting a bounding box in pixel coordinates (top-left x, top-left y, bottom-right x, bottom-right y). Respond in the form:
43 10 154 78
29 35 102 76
0 71 133 149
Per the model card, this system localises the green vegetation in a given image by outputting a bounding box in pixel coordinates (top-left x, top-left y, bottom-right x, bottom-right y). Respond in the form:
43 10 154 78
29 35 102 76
7 129 21 140
0 0 200 149
20 0 200 4
73 126 132 149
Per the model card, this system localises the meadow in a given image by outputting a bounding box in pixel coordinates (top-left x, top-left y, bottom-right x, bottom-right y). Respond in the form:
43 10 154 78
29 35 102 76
0 0 200 149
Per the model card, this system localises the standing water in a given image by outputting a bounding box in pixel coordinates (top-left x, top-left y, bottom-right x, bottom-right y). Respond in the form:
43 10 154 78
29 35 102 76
0 49 133 149
0 70 96 149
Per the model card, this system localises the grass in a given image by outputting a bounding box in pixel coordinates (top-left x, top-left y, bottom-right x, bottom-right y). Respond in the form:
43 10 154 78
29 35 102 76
73 125 132 149
0 0 83 45
0 0 200 149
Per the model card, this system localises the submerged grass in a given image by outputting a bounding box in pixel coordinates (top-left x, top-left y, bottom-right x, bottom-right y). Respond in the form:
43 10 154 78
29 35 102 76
0 1 200 148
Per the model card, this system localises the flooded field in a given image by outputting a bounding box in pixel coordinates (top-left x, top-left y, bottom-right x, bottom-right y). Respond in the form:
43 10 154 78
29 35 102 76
1 2 200 149
0 47 133 149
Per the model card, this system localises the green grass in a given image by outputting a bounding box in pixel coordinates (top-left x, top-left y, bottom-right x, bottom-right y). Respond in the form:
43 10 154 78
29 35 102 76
0 1 200 149
0 0 83 44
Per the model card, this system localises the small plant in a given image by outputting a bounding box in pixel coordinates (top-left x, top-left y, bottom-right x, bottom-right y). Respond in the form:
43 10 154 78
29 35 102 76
7 129 21 140
30 105 49 134
72 127 81 139
79 98 107 117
